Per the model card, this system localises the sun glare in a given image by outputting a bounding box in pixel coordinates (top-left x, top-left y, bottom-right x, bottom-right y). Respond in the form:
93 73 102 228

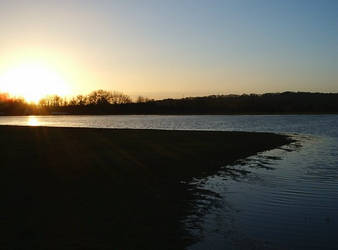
0 62 70 103
27 116 40 126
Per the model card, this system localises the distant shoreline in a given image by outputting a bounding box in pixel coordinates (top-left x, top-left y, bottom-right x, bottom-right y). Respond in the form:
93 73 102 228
0 126 293 249
1 91 338 116
1 112 338 116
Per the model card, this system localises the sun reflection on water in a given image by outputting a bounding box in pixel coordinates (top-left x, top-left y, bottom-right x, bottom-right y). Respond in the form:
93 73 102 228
27 116 40 126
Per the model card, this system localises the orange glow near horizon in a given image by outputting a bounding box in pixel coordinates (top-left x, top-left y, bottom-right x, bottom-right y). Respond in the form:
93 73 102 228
0 61 71 103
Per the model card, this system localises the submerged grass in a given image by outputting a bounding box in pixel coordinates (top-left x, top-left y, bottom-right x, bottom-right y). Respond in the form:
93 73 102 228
0 126 292 249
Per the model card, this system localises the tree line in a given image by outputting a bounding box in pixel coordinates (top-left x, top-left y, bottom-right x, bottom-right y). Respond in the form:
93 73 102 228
1 90 338 115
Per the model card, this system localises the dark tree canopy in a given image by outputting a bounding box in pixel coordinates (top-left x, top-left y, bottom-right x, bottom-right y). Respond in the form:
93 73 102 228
0 91 338 115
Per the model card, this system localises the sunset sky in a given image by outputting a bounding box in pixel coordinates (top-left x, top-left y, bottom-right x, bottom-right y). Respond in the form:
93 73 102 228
0 0 337 101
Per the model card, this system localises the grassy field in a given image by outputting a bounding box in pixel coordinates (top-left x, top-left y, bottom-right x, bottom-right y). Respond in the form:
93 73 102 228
0 126 292 249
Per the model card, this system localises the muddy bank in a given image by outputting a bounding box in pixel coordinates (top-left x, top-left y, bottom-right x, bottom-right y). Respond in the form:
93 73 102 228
0 126 292 249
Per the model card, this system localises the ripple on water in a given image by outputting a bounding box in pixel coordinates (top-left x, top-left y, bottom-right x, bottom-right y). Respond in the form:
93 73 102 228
188 135 338 250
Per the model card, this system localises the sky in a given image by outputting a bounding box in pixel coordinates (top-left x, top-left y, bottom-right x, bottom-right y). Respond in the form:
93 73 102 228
0 0 337 100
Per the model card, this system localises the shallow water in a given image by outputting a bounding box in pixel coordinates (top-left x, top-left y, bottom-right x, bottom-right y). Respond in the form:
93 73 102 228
187 135 338 250
1 114 338 249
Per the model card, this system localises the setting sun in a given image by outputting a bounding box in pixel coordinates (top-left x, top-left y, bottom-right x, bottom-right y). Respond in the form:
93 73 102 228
0 62 70 103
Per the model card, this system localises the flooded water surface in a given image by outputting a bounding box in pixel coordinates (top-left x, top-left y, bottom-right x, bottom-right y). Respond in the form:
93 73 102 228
1 114 338 249
188 134 338 250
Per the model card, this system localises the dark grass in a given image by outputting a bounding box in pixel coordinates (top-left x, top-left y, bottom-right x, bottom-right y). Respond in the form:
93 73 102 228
0 126 293 249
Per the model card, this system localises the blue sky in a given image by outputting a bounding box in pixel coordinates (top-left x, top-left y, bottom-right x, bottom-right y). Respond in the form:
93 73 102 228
0 0 337 98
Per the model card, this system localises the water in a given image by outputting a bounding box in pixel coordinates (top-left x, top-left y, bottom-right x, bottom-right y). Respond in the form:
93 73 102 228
187 135 338 250
0 115 337 136
1 114 338 249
